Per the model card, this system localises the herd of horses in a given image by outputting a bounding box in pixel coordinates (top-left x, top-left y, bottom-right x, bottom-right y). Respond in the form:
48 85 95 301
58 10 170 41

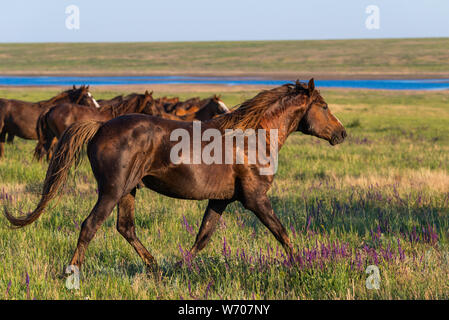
2 79 347 276
0 85 230 161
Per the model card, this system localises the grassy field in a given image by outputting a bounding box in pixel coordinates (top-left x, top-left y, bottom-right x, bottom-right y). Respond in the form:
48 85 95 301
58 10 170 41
0 86 448 299
1 38 449 78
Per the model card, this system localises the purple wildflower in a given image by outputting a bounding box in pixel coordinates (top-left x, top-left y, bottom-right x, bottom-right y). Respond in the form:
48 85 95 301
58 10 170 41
6 280 12 298
25 272 30 300
204 280 214 299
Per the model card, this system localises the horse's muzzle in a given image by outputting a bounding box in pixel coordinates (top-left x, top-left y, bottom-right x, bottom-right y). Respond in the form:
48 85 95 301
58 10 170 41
330 129 347 145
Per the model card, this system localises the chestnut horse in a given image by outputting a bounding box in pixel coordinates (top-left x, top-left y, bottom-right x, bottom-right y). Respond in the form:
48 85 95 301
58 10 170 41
4 79 346 274
34 91 156 161
0 85 98 158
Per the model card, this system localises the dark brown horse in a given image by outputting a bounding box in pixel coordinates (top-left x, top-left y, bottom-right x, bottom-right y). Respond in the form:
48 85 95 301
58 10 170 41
0 85 98 158
34 91 156 161
4 79 347 275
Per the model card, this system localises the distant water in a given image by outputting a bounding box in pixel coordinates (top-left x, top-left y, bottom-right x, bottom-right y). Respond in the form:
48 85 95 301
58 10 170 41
1 76 449 90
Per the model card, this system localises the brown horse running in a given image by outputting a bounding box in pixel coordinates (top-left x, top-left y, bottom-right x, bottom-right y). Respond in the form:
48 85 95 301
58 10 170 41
4 79 347 274
33 91 156 161
0 85 98 158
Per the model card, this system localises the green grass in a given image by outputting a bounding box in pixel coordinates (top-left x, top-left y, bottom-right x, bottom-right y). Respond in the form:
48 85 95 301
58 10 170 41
1 38 449 76
0 88 448 299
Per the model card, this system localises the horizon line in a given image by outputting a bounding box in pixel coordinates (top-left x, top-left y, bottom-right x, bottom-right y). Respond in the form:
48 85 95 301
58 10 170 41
1 36 448 45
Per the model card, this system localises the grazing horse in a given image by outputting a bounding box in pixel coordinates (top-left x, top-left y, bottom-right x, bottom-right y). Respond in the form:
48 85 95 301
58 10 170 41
0 85 98 158
4 79 347 274
34 91 155 161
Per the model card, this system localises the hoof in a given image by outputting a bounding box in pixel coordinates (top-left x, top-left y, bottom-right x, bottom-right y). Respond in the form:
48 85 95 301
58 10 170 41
174 259 184 269
146 264 161 280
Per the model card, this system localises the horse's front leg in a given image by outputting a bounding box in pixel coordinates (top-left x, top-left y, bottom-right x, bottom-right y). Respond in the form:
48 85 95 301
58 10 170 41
242 194 293 259
178 199 230 265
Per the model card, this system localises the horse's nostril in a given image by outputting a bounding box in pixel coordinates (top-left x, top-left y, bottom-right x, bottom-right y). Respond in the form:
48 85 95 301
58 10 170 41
341 130 347 139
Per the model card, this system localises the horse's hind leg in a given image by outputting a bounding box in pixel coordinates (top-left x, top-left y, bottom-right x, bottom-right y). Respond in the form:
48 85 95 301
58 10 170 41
116 188 158 273
69 192 119 269
0 130 6 158
242 195 293 259
6 133 14 144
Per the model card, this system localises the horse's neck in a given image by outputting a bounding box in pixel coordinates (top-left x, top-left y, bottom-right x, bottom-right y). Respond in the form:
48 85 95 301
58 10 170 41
133 98 149 114
38 95 66 107
260 105 306 150
105 98 137 117
194 100 212 117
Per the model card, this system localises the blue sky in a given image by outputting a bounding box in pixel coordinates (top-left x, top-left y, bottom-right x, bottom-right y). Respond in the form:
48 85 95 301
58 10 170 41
0 0 448 42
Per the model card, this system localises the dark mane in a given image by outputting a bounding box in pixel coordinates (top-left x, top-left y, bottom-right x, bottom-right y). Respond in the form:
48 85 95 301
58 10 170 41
214 81 311 130
38 85 88 108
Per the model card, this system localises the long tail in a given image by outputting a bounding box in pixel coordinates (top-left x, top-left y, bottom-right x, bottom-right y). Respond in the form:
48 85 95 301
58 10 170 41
34 109 52 161
4 120 103 228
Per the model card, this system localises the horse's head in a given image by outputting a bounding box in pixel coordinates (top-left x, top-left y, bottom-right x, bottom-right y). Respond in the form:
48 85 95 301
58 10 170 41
66 85 100 108
192 95 230 121
297 79 347 145
139 91 160 114
212 95 230 114
143 90 154 105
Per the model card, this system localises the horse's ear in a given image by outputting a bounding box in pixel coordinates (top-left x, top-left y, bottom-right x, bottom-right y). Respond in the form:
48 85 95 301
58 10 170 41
87 85 90 90
73 85 76 89
308 78 315 94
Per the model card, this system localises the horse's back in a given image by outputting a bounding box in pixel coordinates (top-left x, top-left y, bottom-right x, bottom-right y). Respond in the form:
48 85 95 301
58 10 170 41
88 114 237 200
48 103 105 137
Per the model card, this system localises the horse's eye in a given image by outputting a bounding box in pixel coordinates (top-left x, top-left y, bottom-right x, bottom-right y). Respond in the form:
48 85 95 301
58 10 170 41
323 105 328 110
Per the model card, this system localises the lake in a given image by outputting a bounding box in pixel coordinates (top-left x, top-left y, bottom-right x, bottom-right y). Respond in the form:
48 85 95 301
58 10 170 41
1 76 448 90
